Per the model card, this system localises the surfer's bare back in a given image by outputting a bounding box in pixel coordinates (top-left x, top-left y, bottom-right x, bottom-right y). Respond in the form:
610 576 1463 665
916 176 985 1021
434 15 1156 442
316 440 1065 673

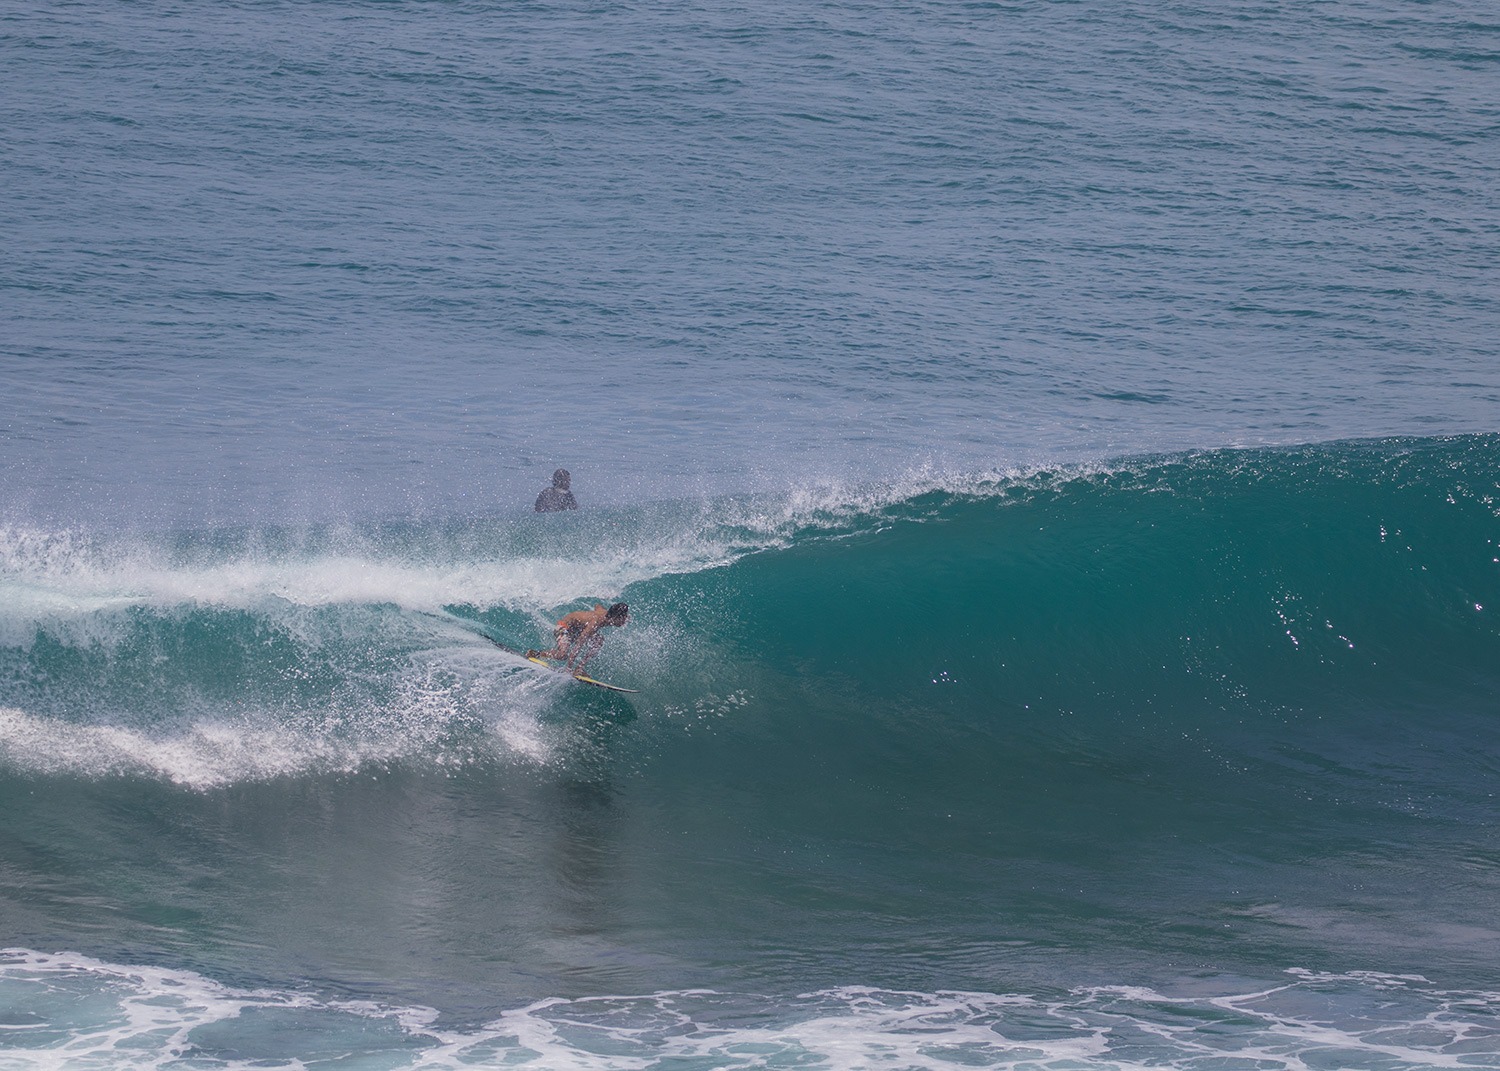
529 602 628 676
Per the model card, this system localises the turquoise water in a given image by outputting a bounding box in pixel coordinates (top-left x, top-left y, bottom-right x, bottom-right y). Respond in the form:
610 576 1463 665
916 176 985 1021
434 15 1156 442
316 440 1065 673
3 0 1500 1067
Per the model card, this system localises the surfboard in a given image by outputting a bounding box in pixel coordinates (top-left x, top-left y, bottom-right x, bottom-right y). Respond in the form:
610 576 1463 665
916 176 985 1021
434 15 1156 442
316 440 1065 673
525 654 640 694
477 634 640 693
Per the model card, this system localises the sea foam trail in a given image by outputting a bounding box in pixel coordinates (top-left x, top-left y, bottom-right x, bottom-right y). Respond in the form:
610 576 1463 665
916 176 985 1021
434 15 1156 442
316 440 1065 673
1 950 1496 1070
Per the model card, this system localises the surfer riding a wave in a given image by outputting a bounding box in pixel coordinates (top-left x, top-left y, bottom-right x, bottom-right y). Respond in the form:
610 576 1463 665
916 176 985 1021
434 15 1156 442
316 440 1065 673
528 602 629 677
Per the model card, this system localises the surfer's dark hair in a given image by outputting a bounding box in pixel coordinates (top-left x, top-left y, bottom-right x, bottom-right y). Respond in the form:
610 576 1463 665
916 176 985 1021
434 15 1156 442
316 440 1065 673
606 602 629 624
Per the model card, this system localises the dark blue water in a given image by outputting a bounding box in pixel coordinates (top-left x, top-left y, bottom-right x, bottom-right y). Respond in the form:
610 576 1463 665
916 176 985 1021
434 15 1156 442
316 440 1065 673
2 0 1499 1066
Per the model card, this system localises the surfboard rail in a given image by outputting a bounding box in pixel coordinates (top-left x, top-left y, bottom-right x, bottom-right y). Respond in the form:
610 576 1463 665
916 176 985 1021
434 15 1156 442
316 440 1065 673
524 654 640 693
475 632 639 693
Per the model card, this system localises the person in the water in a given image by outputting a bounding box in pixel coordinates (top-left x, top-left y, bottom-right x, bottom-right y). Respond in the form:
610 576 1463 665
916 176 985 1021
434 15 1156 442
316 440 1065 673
534 468 578 512
529 602 628 675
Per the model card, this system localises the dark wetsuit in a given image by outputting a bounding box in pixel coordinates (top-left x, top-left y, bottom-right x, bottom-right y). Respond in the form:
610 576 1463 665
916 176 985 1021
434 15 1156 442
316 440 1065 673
534 487 578 512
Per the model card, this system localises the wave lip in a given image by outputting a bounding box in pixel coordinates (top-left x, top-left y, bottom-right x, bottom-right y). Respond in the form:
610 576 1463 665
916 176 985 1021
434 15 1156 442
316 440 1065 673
0 454 1130 623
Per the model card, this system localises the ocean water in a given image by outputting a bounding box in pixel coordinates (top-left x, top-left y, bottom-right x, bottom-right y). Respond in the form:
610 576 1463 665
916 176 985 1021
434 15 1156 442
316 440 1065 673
3 0 1500 1067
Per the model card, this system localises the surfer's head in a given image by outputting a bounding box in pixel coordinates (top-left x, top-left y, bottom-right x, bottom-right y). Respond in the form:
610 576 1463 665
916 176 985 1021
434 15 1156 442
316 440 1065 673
552 468 571 489
605 602 629 625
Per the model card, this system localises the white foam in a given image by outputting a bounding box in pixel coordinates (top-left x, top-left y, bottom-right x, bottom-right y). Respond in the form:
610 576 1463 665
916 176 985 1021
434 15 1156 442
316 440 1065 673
0 547 600 786
0 705 397 788
0 643 562 788
0 527 627 618
2 954 1497 1070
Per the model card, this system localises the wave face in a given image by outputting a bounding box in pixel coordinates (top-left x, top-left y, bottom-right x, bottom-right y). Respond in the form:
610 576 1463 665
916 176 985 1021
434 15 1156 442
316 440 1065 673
1 436 1499 1041
737 436 1498 798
